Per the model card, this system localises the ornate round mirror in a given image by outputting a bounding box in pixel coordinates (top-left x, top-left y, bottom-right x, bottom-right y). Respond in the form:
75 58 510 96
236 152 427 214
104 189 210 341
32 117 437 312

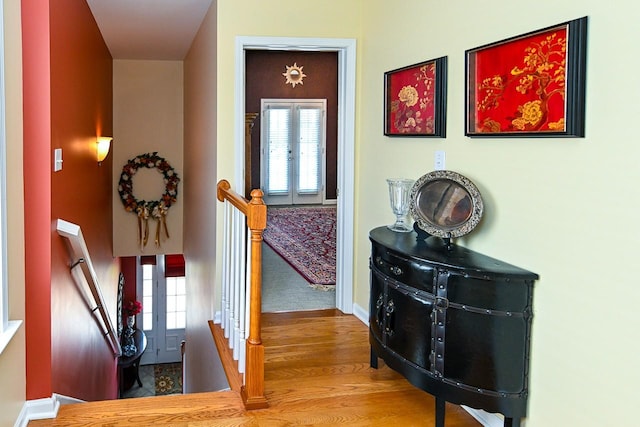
410 170 483 239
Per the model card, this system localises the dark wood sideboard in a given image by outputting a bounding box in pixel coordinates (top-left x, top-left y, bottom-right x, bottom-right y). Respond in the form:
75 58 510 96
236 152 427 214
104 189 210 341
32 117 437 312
369 226 538 427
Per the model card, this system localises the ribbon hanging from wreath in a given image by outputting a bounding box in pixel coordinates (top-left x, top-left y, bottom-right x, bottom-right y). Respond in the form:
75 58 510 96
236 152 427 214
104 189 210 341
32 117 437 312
118 152 180 250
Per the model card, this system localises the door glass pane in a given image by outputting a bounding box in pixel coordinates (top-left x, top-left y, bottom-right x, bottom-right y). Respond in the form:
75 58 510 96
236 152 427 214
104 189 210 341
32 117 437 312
166 276 186 330
142 264 153 331
297 107 321 194
267 108 291 195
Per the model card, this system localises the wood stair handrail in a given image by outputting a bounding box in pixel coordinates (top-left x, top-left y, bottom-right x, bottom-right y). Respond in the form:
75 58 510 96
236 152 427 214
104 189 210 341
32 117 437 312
56 219 122 357
216 179 268 409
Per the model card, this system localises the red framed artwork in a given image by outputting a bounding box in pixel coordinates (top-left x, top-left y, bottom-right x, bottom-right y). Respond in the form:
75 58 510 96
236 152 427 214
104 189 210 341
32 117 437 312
384 56 447 137
465 17 588 137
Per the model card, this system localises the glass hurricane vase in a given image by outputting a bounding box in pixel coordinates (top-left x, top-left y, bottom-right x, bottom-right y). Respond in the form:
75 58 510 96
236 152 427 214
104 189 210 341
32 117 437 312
386 178 415 233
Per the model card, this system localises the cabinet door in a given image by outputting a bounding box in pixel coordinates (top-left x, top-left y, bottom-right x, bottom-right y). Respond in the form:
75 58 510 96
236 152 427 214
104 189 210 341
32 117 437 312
444 308 528 393
385 283 434 371
369 267 386 343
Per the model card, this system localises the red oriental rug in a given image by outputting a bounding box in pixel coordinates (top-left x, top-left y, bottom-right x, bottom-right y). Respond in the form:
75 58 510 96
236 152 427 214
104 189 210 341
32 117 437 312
263 206 336 288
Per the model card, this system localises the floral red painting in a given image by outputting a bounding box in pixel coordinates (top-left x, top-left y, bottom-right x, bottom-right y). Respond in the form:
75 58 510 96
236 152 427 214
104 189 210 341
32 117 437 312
384 57 447 137
389 64 435 134
469 25 570 134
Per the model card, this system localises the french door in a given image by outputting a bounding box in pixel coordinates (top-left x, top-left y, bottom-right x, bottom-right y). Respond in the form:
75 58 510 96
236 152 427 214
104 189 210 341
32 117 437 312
261 99 326 205
138 255 186 365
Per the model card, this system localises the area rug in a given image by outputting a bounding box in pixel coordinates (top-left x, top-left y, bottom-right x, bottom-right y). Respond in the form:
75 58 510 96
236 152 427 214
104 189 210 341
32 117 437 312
263 206 336 288
154 363 183 395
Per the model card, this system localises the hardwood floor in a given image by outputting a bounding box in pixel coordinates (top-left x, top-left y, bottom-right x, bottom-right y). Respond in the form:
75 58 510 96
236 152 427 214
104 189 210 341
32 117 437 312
30 310 481 426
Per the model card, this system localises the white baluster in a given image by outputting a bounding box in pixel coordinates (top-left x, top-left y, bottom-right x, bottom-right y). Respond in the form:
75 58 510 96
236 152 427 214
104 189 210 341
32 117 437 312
221 201 231 334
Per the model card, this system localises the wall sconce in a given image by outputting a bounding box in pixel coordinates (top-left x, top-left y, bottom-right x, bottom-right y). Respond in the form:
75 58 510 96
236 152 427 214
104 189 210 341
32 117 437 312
96 137 112 165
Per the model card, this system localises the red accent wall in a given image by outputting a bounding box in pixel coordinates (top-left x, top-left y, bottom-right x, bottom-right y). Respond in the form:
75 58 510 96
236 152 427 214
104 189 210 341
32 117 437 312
120 257 137 316
22 0 53 401
23 0 119 401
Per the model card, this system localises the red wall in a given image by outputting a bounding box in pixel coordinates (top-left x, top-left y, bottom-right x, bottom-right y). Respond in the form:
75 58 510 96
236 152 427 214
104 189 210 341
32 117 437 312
120 257 137 318
23 0 119 401
22 0 53 401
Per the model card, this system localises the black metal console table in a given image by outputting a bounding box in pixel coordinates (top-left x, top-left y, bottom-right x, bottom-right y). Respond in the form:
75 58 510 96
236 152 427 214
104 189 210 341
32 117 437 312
369 226 538 427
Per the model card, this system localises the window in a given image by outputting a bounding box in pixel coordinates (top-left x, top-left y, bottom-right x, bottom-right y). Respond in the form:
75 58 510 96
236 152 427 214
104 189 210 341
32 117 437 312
0 0 21 354
139 255 186 332
0 0 5 333
165 276 186 329
261 99 326 206
141 263 154 331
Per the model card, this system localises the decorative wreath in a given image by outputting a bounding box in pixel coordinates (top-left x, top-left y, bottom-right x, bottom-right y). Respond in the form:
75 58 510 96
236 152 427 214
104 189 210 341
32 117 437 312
118 152 180 249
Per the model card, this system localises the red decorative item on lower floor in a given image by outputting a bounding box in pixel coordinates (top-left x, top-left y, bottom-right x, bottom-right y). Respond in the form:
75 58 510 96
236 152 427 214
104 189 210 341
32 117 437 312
124 300 142 317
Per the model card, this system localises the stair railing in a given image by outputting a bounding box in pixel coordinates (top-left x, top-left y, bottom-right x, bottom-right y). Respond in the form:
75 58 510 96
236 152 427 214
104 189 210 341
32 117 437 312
56 219 122 357
215 179 267 409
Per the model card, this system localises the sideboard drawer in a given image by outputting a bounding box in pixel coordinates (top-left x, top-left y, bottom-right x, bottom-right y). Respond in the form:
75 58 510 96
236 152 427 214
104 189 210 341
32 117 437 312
371 243 435 293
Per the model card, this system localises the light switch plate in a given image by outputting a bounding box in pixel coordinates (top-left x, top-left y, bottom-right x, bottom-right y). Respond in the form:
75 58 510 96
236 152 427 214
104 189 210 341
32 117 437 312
54 148 63 172
434 150 446 170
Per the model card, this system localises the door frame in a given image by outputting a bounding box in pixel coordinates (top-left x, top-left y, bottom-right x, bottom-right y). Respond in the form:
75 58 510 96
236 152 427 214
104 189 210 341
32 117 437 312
234 36 356 314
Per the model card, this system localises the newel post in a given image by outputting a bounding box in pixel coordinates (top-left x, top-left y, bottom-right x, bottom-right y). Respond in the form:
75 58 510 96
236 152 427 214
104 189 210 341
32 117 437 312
241 188 268 409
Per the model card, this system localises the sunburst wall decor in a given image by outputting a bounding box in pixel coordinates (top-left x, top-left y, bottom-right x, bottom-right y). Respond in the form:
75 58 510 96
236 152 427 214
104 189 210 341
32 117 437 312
282 63 306 88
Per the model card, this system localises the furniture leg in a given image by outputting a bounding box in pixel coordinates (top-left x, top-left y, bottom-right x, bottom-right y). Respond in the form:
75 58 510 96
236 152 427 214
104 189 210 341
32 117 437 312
504 417 520 427
134 361 142 387
435 396 445 427
370 348 378 369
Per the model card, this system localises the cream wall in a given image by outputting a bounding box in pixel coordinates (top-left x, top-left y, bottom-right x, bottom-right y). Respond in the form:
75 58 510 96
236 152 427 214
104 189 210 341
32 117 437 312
183 1 229 393
216 0 640 425
112 60 184 256
357 1 639 426
216 0 362 187
0 0 26 424
215 0 362 309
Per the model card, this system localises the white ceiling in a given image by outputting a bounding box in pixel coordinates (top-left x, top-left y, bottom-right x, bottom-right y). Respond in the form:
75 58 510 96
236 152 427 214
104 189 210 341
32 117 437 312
86 0 213 60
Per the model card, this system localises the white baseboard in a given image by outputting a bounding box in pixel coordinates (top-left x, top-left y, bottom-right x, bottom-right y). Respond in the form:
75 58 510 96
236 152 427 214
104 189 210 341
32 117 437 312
14 397 59 427
462 406 504 427
52 393 84 405
14 393 84 427
351 302 368 325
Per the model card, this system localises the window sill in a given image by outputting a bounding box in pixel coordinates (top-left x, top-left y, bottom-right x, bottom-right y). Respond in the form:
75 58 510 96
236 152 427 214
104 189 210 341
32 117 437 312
0 320 23 355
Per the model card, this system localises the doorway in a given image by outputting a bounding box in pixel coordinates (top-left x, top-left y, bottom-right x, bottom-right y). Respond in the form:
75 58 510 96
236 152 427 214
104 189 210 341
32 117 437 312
236 36 356 314
261 99 326 206
138 255 186 365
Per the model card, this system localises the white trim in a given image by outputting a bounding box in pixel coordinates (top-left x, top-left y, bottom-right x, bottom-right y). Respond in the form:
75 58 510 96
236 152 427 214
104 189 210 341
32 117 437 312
0 319 21 354
462 406 505 427
52 393 84 406
14 397 60 427
352 302 369 326
0 0 11 340
14 394 85 427
235 36 356 314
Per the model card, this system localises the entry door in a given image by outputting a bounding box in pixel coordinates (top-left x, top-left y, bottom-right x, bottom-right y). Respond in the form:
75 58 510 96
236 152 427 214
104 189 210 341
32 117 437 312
138 255 186 365
261 99 326 205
